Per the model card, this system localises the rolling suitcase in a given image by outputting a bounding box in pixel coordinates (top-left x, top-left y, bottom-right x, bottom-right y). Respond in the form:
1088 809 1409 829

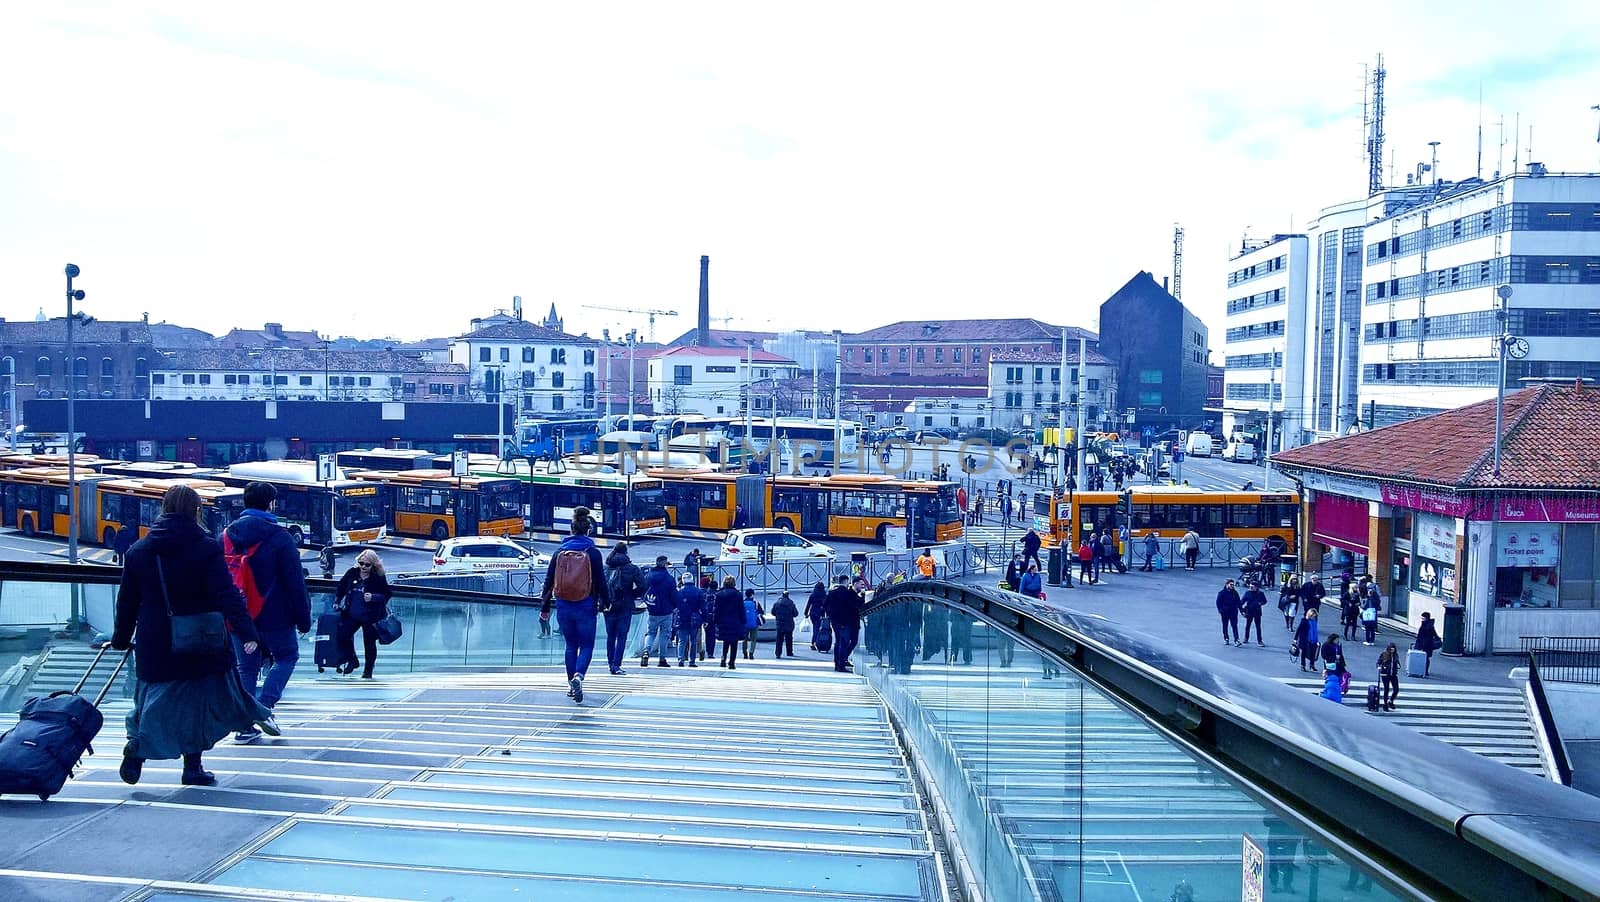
0 644 132 801
1366 684 1381 712
1406 648 1428 678
314 612 344 672
814 617 833 653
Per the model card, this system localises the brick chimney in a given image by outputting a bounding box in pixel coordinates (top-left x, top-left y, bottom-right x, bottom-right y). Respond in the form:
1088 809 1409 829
697 255 710 346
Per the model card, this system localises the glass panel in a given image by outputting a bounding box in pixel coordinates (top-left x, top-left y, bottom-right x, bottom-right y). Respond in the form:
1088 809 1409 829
858 598 1403 902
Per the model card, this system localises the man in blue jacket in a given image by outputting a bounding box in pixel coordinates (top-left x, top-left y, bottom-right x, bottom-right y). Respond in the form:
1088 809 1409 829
642 555 679 668
539 507 610 703
674 573 704 667
225 482 311 744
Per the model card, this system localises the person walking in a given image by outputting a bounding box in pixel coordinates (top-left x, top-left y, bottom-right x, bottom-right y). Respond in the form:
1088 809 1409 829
539 507 610 703
642 555 678 668
1021 529 1042 571
1278 575 1301 630
1340 584 1361 641
1293 608 1320 672
1240 580 1267 646
1216 578 1242 647
714 576 747 669
1414 612 1441 677
673 573 704 667
1077 536 1095 584
1300 575 1327 617
804 581 828 650
334 549 391 678
771 591 799 658
1376 643 1401 710
824 573 863 673
741 589 765 659
112 485 278 787
1181 528 1200 570
1361 583 1382 645
1141 532 1160 572
915 548 936 579
223 482 310 744
601 542 644 675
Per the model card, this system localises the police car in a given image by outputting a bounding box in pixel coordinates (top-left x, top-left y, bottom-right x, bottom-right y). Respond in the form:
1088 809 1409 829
432 536 548 572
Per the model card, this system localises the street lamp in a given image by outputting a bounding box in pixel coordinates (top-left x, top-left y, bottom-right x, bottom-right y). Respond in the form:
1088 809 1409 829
3 356 15 452
1493 284 1526 476
64 264 85 566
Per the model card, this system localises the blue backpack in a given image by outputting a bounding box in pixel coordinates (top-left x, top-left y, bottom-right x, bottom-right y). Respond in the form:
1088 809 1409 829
743 599 760 631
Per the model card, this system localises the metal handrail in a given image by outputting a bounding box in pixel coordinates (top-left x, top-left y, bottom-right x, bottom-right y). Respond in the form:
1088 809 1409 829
867 579 1600 902
1527 654 1575 787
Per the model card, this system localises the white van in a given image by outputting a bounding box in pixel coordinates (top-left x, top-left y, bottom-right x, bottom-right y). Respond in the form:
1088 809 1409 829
1184 432 1214 457
1222 440 1257 463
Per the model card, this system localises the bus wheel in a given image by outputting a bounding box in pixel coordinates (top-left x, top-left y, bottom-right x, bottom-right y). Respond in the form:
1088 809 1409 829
875 524 888 543
431 521 449 541
102 527 116 547
289 527 304 547
775 518 796 533
20 516 34 537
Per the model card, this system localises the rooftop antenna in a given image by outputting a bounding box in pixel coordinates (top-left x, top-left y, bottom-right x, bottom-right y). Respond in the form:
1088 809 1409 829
1476 84 1483 180
1171 224 1184 301
1512 112 1520 173
1497 115 1506 178
1366 53 1386 195
1592 104 1600 145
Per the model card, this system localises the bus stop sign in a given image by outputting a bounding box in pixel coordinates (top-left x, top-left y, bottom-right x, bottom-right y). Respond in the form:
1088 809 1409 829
316 454 336 482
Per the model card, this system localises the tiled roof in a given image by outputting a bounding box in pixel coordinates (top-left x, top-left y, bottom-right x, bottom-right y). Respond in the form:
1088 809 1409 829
650 346 796 364
217 325 323 348
1271 383 1600 491
158 348 467 375
666 327 780 348
846 319 1097 344
989 349 1112 365
457 320 596 343
148 322 216 348
844 374 988 388
0 318 152 344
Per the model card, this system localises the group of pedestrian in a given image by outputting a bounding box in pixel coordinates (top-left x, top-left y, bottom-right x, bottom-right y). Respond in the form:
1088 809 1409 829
111 480 320 787
1074 530 1121 584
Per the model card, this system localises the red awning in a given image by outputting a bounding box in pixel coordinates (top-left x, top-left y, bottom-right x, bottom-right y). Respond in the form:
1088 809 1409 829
1311 494 1369 554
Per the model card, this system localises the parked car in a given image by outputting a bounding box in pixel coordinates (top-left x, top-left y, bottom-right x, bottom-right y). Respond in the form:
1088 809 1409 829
1222 440 1258 463
718 528 837 563
433 536 547 572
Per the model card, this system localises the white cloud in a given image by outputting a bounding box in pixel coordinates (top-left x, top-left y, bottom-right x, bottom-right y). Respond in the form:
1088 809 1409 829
2 1 1598 348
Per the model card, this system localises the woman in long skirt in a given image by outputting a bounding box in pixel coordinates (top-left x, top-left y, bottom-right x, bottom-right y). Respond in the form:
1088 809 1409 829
112 485 277 786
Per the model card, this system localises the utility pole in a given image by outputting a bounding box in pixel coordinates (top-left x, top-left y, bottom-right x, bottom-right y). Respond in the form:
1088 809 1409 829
1058 327 1070 484
627 330 636 426
832 330 842 472
744 341 754 463
1263 365 1276 490
1075 336 1088 480
64 264 86 568
811 347 819 423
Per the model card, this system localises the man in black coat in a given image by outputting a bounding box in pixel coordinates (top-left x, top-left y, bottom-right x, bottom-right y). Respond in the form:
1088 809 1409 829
823 573 863 673
223 482 311 743
1215 578 1242 647
1021 529 1042 571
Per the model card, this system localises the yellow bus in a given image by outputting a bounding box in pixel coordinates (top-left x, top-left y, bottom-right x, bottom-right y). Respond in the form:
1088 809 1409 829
94 477 245 545
0 453 123 473
1032 486 1299 551
652 470 965 545
472 458 668 538
0 468 83 538
347 469 525 540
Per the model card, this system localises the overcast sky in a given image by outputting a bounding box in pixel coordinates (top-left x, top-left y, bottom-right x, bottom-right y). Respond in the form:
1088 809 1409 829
3 2 1599 349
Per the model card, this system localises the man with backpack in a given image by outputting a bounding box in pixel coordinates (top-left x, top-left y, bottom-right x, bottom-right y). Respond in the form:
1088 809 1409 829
539 507 610 702
602 543 645 675
223 482 311 744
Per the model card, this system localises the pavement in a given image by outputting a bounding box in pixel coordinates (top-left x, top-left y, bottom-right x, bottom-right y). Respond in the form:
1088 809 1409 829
951 556 1520 691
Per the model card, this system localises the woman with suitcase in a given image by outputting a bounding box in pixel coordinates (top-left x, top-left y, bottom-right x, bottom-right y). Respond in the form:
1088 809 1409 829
112 484 278 787
1377 643 1401 710
1413 612 1441 677
335 549 391 678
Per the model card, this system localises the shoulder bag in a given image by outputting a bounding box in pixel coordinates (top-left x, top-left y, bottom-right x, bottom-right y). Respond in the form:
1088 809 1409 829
158 557 228 656
374 612 404 645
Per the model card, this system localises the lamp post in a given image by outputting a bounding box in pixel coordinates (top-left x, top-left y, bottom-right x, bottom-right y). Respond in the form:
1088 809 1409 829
3 356 15 452
832 330 842 473
64 264 85 567
320 341 331 401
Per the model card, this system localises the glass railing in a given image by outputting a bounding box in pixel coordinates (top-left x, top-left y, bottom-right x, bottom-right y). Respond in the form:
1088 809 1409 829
863 580 1600 902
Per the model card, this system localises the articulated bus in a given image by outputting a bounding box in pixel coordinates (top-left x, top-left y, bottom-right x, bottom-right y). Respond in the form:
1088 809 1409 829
723 418 863 470
347 469 524 540
94 478 245 545
0 453 123 473
514 417 600 458
336 448 441 473
216 461 387 548
651 470 964 544
471 458 667 538
1032 486 1299 551
0 468 104 539
97 461 219 480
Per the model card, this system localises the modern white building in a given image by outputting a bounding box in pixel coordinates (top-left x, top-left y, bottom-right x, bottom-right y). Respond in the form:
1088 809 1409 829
1358 171 1600 428
1220 234 1309 449
449 319 599 414
986 350 1117 434
646 346 800 416
150 348 468 402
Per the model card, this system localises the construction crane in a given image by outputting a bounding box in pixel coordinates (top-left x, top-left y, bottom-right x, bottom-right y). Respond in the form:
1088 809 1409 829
580 304 679 342
1171 223 1185 301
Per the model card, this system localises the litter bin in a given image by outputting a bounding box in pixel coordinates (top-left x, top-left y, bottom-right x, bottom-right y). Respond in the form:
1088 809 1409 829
1441 603 1466 656
1047 546 1063 588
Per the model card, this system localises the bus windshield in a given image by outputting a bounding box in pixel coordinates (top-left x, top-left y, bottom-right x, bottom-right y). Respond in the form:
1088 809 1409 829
334 489 386 531
630 485 667 522
928 485 961 524
479 483 523 521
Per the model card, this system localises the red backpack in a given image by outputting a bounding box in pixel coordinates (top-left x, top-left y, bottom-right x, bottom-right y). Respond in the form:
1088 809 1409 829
222 533 267 619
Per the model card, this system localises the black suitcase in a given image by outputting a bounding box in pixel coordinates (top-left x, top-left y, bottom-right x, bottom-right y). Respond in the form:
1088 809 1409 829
814 618 833 653
314 612 343 672
0 644 132 801
1366 684 1381 712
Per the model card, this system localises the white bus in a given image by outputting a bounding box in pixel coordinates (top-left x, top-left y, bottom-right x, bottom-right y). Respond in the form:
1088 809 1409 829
218 460 387 547
725 418 861 471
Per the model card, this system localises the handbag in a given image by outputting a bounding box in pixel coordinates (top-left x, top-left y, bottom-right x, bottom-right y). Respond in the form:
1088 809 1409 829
374 614 404 646
158 557 228 656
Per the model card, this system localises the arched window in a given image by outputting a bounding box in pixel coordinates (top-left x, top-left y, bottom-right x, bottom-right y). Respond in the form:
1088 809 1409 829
134 358 148 377
101 357 114 379
36 356 51 390
74 356 89 398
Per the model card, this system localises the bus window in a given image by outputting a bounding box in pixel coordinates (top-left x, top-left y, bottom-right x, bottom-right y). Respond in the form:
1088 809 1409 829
773 488 804 513
335 489 386 533
276 490 309 525
401 487 450 514
480 486 521 522
699 484 726 508
1229 505 1261 528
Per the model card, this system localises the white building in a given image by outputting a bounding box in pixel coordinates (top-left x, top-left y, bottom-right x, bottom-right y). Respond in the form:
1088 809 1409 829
151 348 468 402
1358 171 1600 427
899 398 989 433
646 346 800 416
986 350 1117 434
1220 234 1309 449
449 319 599 414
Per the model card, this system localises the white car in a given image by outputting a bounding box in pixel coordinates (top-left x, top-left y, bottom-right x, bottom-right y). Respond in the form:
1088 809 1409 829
433 536 547 572
1222 441 1258 463
718 528 836 562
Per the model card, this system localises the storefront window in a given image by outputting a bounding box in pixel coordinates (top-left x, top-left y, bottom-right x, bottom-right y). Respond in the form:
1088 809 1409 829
1557 524 1596 609
1392 509 1412 541
1494 522 1594 610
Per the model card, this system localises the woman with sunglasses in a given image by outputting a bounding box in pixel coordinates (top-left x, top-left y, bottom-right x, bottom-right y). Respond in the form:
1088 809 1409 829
334 549 391 678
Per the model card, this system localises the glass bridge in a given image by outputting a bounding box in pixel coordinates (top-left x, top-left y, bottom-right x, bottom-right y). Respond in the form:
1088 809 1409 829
0 561 1595 901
